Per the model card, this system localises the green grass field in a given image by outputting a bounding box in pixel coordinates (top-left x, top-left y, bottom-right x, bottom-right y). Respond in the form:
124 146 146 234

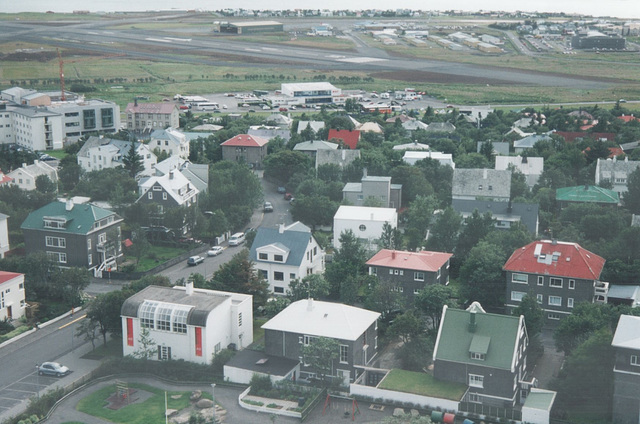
126 245 190 272
76 383 206 424
378 369 467 401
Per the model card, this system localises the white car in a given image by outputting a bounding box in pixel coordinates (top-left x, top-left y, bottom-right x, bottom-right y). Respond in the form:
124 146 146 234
262 105 271 110
222 104 228 109
207 246 224 256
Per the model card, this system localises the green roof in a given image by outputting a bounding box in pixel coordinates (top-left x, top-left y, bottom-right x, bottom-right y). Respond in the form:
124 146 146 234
434 306 522 370
555 185 619 204
21 200 118 235
523 389 556 411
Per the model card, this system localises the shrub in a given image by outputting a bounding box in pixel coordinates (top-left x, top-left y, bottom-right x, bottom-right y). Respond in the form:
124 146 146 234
267 403 279 408
249 374 273 396
242 399 264 406
211 349 235 375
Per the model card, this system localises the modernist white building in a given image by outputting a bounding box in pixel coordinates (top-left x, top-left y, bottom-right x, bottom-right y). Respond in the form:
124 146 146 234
278 82 342 106
249 222 325 295
10 106 64 151
0 271 26 321
77 136 157 176
8 160 58 191
333 206 398 250
121 283 253 363
47 99 121 143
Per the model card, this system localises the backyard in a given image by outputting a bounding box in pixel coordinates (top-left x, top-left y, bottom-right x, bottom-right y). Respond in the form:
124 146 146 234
378 369 467 401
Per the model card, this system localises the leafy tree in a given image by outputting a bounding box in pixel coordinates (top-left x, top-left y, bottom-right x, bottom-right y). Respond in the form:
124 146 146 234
456 210 495 259
35 174 57 194
128 224 151 266
325 230 367 298
378 221 403 250
122 140 144 178
415 284 455 331
553 303 619 355
405 195 438 250
290 195 338 230
427 207 461 253
389 311 423 343
263 150 311 186
458 241 506 309
263 296 291 317
86 290 130 345
208 249 269 312
287 274 330 301
512 294 544 337
300 336 339 385
49 267 90 306
390 165 433 206
132 327 157 359
76 318 100 350
396 334 435 372
73 168 137 202
624 166 640 214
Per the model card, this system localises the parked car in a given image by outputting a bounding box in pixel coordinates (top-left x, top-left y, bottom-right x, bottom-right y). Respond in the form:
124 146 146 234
263 201 274 212
38 362 70 377
279 107 288 112
277 186 286 194
262 105 271 110
284 192 293 200
207 246 224 256
228 232 246 246
187 256 204 266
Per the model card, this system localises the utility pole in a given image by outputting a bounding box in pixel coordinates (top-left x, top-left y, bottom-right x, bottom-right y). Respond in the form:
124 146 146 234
57 49 66 101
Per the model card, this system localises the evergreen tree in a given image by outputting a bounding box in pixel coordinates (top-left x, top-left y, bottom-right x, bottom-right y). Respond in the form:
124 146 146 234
122 139 143 178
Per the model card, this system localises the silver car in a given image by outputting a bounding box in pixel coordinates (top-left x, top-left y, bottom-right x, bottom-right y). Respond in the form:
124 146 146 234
38 362 70 377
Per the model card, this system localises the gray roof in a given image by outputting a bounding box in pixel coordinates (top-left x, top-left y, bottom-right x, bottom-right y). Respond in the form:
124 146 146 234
477 141 510 156
452 169 511 200
514 134 552 150
426 122 456 133
293 140 339 152
247 127 291 141
596 158 640 174
612 315 640 350
77 136 144 162
343 182 362 193
121 285 230 327
315 149 361 169
181 163 209 194
249 222 313 267
452 199 539 234
608 285 640 306
297 121 325 134
225 349 299 377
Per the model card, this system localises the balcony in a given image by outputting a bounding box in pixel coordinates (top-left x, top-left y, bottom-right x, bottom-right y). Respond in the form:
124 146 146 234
593 281 609 303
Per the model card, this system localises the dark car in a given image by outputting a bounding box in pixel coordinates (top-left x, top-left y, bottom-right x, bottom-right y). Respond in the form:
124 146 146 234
277 186 286 194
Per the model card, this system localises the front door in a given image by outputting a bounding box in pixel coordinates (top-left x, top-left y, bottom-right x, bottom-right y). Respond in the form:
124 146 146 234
6 306 11 320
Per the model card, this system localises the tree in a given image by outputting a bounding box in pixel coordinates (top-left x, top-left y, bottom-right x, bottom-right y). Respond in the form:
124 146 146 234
76 318 99 350
512 294 544 337
263 150 311 186
415 284 455 331
624 167 640 214
85 290 130 345
456 210 495 259
553 303 619 355
287 274 330 301
122 139 143 178
378 222 403 250
325 230 367 298
458 241 506 309
49 267 90 306
35 174 57 194
300 336 339 385
427 207 461 253
405 195 438 250
129 225 151 265
132 327 157 359
290 195 339 230
388 311 423 343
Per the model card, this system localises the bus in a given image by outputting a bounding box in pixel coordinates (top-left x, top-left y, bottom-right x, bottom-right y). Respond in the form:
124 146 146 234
196 102 219 111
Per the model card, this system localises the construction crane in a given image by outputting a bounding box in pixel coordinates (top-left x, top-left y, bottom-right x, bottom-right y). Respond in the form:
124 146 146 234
57 48 66 101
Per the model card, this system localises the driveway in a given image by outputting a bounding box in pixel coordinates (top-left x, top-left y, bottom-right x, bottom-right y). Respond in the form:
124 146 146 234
530 328 564 388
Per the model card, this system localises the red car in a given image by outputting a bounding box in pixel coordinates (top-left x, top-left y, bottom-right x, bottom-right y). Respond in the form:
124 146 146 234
279 107 288 112
284 192 293 200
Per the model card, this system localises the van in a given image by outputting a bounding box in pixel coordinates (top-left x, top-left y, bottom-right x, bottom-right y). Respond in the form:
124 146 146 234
228 232 245 246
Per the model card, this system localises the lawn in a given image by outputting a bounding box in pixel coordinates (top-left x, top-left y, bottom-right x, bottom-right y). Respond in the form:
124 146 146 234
126 245 190 272
76 383 208 424
378 369 467 401
45 150 68 160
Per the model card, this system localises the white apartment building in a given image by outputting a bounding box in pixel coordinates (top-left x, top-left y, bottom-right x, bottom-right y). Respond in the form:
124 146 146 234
77 136 157 176
0 271 26 321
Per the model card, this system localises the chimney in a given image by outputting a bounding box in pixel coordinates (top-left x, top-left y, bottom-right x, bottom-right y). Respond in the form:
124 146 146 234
363 168 368 178
279 223 285 234
307 298 314 311
469 311 477 333
169 170 174 179
552 239 557 245
186 281 194 295
134 98 138 107
507 200 512 213
521 156 528 164
483 168 488 179
34 159 39 165
65 199 74 211
391 250 396 259
22 163 27 168
342 150 346 160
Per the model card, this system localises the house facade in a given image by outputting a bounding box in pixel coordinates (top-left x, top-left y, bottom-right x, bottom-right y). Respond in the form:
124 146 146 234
77 136 157 176
220 134 269 169
47 99 120 143
125 102 179 134
433 302 532 410
262 299 380 384
249 222 324 296
0 213 9 258
333 206 398 250
149 127 190 159
612 315 640 424
121 283 253 363
342 175 402 209
21 199 123 275
0 271 26 321
8 160 58 192
503 240 607 326
595 157 640 198
366 249 452 303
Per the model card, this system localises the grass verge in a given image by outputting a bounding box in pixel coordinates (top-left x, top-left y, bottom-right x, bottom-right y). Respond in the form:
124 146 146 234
378 369 467 401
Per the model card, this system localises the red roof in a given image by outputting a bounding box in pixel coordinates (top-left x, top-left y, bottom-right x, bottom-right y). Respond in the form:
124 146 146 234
366 249 453 272
555 131 616 143
503 240 605 280
125 102 177 114
0 271 22 285
328 129 360 149
608 147 624 157
221 134 269 147
0 172 12 185
618 115 639 123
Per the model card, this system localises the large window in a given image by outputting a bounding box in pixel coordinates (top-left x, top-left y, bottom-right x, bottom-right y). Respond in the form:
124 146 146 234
172 308 188 333
511 291 526 302
567 298 574 308
414 272 425 281
83 109 96 129
101 108 114 127
340 345 349 364
512 273 528 284
550 278 563 288
140 301 158 329
549 296 562 306
274 271 284 281
46 251 67 264
258 253 268 260
45 236 66 248
469 374 484 388
156 305 172 331
274 254 284 262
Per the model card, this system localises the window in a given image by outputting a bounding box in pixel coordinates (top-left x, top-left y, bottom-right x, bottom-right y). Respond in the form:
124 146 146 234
258 253 268 260
148 192 153 199
274 286 284 294
389 269 393 275
569 279 575 289
370 267 377 276
83 109 96 129
550 278 563 288
290 273 296 279
413 288 420 294
45 236 66 248
548 313 561 320
215 343 221 354
19 283 24 290
468 393 481 403
99 233 107 244
511 291 526 302
340 345 349 364
101 108 114 127
548 296 562 306
568 298 574 308
87 239 92 250
274 271 284 281
631 355 639 366
156 305 172 331
238 312 243 327
537 276 544 286
359 224 366 231
163 193 167 200
46 252 67 264
260 270 268 279
394 269 399 275
470 352 485 360
469 374 484 388
274 254 284 262
512 273 528 284
140 301 158 329
88 254 92 265
537 294 543 304
303 335 317 345
172 308 188 333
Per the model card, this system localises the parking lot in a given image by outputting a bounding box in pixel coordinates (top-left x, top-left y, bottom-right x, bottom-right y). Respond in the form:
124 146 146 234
0 371 67 413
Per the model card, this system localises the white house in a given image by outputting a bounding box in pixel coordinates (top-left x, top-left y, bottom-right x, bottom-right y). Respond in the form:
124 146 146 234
149 127 190 159
402 151 455 168
121 283 253 363
249 222 325 296
8 160 58 191
595 157 640 197
0 271 26 321
333 206 398 250
0 213 9 258
495 155 544 188
77 136 157 176
137 169 199 208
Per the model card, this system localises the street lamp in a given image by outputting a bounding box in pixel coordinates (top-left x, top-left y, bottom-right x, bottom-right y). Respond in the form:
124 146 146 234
35 364 39 398
211 383 216 406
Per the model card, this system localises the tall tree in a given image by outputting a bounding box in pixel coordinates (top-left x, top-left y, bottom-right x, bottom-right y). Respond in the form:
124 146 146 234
456 210 495 259
287 274 330 301
122 139 143 178
415 284 455 331
35 174 57 194
325 230 367 299
512 294 544 338
378 221 403 250
388 311 423 343
300 337 339 385
405 195 438 251
458 241 506 309
427 207 461 253
624 167 640 214
85 290 130 345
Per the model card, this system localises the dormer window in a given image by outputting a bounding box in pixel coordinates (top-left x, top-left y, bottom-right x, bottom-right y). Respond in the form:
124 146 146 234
470 352 485 361
43 217 67 229
259 253 268 260
274 254 284 262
